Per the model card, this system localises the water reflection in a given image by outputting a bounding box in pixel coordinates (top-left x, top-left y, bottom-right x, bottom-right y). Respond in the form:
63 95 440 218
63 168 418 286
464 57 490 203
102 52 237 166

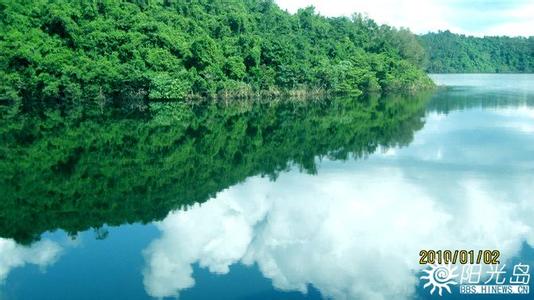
142 165 533 299
0 238 62 283
2 75 534 299
142 78 534 299
427 76 534 114
0 94 428 244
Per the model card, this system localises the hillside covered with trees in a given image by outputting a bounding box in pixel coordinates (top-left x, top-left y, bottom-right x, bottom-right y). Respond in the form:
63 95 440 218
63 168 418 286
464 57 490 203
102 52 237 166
419 31 533 73
0 0 433 113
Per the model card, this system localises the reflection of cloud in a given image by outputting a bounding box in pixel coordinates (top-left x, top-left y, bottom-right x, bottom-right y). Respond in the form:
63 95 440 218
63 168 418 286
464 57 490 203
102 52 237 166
495 106 534 134
0 238 62 283
377 146 397 157
142 192 269 298
143 103 534 299
426 112 446 122
404 107 534 170
494 106 534 119
143 164 533 299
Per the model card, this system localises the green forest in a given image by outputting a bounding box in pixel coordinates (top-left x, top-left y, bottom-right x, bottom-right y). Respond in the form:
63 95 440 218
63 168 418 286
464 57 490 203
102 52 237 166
0 0 433 112
1 0 532 244
419 31 534 73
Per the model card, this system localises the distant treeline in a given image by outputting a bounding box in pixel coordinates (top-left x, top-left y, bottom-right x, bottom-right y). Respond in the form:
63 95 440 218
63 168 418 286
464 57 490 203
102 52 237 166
0 0 432 112
419 31 534 73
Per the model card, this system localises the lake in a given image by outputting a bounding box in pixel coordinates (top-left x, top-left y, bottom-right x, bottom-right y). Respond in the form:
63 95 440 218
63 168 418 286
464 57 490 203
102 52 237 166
1 74 533 299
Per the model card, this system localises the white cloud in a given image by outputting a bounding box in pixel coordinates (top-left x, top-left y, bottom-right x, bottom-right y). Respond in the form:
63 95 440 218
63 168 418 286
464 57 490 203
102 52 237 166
142 188 272 298
142 163 534 299
0 238 62 283
275 0 533 36
479 3 534 36
276 0 456 34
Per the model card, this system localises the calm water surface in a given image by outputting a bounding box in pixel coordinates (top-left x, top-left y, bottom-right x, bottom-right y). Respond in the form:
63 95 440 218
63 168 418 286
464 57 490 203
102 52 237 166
1 74 533 299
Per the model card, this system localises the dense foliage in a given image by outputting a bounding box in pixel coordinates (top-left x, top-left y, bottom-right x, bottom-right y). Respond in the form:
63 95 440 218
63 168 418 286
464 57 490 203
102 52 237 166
0 93 431 243
0 0 433 111
419 31 534 73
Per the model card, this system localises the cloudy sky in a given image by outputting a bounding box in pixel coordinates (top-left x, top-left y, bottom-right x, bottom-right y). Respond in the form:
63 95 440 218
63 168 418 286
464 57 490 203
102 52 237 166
275 0 534 37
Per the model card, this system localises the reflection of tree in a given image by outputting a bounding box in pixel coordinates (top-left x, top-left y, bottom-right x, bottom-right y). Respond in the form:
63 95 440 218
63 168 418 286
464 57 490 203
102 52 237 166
94 227 109 240
0 93 430 244
426 87 534 114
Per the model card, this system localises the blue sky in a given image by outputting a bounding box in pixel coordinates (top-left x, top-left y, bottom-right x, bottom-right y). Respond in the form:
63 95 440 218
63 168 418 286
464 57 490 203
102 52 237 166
276 0 534 36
